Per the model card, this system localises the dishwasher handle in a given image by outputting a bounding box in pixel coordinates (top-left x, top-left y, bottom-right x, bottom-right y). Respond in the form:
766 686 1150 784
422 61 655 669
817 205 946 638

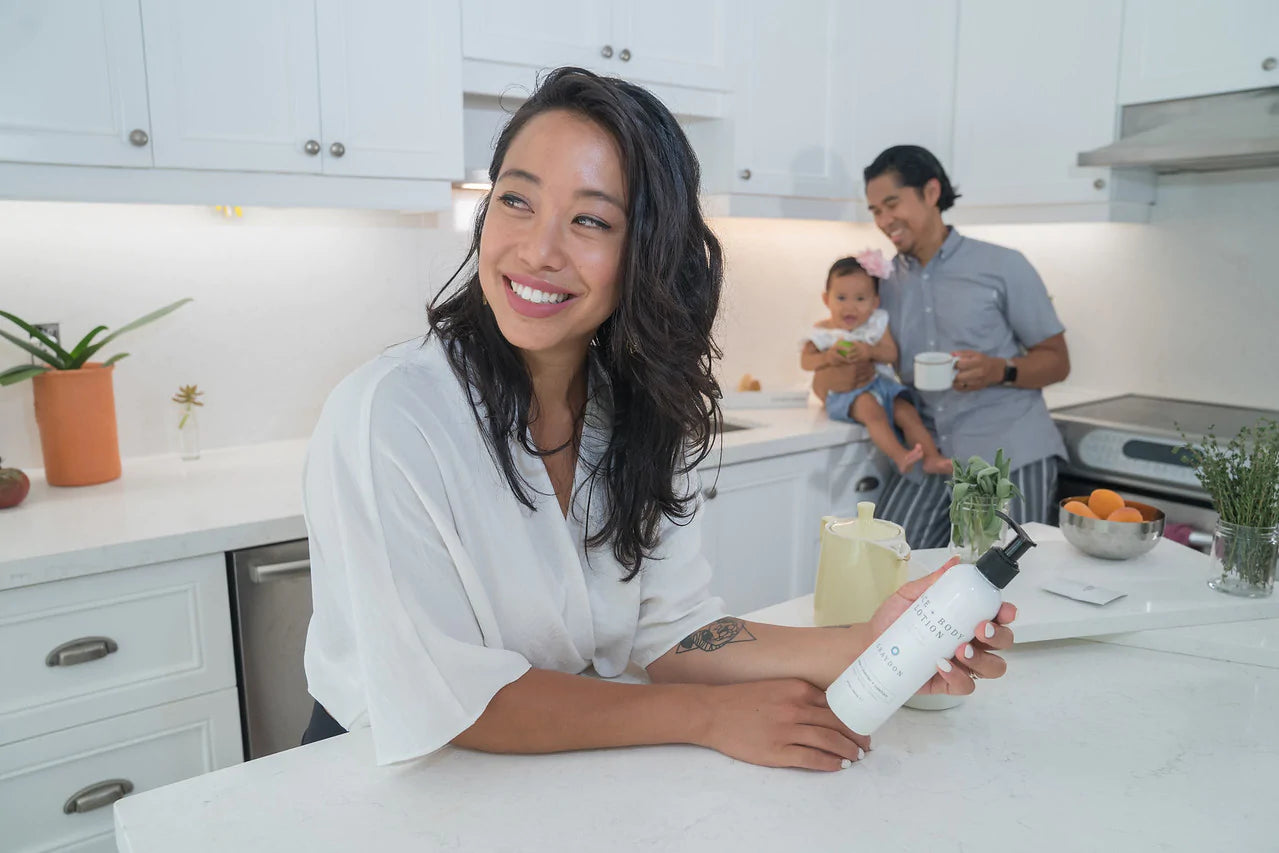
249 559 311 583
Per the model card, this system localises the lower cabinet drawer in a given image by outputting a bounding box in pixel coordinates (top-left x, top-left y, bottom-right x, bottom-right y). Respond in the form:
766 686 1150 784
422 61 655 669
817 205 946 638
0 553 237 744
0 688 243 853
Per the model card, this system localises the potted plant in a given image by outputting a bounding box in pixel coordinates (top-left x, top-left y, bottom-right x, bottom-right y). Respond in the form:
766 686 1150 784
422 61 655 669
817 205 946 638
1180 419 1279 598
0 299 192 486
948 449 1022 562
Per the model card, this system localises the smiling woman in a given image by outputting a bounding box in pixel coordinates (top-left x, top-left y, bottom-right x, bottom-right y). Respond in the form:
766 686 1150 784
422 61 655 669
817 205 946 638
300 68 1018 773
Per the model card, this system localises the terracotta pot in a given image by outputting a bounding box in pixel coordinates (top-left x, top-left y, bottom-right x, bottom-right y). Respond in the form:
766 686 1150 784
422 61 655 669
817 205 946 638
32 363 122 487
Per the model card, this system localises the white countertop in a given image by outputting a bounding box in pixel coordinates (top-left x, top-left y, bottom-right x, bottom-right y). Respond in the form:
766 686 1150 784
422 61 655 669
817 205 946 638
0 404 864 591
758 525 1279 641
113 636 1279 853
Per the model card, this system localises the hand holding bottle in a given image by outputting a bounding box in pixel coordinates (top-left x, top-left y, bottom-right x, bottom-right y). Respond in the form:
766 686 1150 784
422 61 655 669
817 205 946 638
867 558 1017 698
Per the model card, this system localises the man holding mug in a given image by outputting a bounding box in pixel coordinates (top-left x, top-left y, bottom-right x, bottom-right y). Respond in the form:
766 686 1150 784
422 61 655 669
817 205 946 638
860 145 1070 548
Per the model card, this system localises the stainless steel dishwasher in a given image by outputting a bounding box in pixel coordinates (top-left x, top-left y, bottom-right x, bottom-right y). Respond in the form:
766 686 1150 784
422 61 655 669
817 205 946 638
228 538 314 760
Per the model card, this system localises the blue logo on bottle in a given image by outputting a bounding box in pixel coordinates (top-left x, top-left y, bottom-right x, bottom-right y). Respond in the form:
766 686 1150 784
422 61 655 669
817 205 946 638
890 646 900 655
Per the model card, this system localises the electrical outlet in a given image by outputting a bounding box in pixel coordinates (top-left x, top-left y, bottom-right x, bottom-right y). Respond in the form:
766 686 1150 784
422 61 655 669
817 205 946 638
31 322 60 366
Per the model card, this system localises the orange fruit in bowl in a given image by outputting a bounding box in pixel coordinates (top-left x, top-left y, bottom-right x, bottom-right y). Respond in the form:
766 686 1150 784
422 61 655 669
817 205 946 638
1064 500 1098 519
1106 506 1145 523
1088 489 1126 520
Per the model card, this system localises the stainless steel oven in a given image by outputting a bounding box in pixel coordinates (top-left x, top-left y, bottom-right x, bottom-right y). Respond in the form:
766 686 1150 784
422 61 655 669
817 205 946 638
1052 395 1279 549
228 539 315 760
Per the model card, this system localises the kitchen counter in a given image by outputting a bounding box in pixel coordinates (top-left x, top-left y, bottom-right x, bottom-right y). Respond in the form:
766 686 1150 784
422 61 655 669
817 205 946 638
112 633 1278 852
0 404 865 591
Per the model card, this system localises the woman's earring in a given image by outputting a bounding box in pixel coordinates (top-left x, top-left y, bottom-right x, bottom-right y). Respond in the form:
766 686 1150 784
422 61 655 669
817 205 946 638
481 291 488 306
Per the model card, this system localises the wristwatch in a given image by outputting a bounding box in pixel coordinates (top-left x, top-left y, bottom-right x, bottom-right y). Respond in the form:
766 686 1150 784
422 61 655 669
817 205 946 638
1002 359 1019 386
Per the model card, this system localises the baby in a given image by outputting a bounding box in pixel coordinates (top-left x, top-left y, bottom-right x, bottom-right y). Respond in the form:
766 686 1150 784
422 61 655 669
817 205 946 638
800 251 950 475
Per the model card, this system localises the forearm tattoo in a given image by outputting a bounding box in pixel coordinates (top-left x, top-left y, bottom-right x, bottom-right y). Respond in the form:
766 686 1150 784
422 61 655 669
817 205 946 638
675 618 757 654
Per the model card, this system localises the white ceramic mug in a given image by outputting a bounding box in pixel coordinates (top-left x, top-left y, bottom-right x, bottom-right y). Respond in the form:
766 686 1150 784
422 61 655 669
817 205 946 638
913 351 958 391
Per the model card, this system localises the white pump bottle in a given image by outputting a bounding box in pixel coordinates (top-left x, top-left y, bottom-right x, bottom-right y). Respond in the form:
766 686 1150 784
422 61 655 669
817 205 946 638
825 513 1036 735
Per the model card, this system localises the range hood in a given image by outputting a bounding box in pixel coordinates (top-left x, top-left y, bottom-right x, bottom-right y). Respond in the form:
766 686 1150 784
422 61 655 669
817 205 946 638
1078 87 1279 173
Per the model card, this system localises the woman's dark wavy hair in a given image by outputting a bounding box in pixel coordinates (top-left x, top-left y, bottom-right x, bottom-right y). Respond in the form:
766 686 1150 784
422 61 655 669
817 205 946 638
427 67 723 582
863 144 961 212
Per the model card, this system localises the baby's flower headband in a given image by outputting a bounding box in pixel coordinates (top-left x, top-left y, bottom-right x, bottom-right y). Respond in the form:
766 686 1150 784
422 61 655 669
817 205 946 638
855 249 893 280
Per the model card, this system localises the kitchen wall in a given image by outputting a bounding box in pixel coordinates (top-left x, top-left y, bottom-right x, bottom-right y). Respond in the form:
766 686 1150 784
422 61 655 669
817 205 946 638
1 169 1275 470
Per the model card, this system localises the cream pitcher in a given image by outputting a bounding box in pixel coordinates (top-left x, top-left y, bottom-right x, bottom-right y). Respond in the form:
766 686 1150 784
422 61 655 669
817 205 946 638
813 501 911 626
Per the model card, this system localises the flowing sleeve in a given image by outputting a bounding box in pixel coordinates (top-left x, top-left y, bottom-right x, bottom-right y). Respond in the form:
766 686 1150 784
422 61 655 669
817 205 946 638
630 470 730 667
303 369 531 765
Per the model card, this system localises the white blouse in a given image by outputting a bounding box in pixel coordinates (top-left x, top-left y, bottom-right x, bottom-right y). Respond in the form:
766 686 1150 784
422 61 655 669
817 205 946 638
803 309 894 379
302 335 727 765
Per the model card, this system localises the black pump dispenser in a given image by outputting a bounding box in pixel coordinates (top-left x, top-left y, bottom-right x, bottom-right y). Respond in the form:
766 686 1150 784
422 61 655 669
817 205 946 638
974 511 1037 589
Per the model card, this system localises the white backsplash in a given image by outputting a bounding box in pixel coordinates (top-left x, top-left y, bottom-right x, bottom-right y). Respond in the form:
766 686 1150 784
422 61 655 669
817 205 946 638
1 169 1275 470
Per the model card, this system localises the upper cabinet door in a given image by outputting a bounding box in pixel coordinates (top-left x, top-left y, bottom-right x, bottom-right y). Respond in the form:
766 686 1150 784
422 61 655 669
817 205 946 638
460 0 613 75
847 0 958 200
950 0 1121 207
732 0 855 199
612 0 729 90
1119 0 1279 104
315 0 463 180
140 0 323 173
0 0 152 167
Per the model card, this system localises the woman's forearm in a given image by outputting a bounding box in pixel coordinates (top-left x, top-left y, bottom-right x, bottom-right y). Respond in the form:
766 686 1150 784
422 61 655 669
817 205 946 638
453 668 713 754
646 618 872 690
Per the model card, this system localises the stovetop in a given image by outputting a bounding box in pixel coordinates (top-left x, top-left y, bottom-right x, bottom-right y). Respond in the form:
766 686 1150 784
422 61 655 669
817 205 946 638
1052 394 1279 442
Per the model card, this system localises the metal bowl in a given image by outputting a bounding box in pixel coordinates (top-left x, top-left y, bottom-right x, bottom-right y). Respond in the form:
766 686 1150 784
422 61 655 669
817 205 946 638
1058 497 1166 561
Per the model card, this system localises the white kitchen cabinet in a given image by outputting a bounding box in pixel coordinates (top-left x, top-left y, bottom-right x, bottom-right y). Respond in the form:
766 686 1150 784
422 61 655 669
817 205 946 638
0 554 242 853
0 0 153 168
1119 0 1279 104
699 440 883 615
729 0 856 201
314 0 463 179
460 0 730 111
140 0 324 174
847 0 958 199
0 689 241 853
141 0 462 180
949 0 1151 218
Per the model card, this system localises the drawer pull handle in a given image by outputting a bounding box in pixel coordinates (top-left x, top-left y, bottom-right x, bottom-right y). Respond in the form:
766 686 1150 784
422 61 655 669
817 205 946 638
855 476 880 492
45 636 119 667
63 778 134 814
249 558 311 583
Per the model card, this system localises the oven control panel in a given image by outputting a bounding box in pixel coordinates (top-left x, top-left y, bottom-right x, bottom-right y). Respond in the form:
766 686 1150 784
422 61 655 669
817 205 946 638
1072 429 1200 489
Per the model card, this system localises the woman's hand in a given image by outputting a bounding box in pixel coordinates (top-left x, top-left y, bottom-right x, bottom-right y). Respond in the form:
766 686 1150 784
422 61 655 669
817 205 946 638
698 678 872 772
868 558 1016 696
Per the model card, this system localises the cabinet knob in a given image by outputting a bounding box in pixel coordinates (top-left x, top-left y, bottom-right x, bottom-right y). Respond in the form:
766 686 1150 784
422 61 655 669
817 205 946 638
1264 57 1277 72
329 142 346 158
46 636 119 667
63 779 134 814
601 45 613 59
738 168 751 180
1093 177 1106 190
701 486 718 500
304 139 320 156
854 476 880 493
619 48 631 62
128 128 149 147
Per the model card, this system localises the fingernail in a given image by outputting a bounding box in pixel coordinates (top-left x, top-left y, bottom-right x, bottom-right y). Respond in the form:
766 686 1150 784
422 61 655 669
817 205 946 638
964 644 975 659
841 758 852 769
858 747 865 761
937 658 953 673
984 623 996 639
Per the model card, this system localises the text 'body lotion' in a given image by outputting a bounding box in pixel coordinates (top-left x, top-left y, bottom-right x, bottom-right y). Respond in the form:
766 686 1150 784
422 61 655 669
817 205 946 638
826 513 1036 735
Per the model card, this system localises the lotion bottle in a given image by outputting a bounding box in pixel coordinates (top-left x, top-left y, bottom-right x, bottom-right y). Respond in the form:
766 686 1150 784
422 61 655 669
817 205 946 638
826 512 1036 735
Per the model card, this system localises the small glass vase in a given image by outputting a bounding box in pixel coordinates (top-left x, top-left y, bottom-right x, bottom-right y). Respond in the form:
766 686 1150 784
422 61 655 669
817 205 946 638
176 403 201 460
1207 521 1278 598
950 495 1012 563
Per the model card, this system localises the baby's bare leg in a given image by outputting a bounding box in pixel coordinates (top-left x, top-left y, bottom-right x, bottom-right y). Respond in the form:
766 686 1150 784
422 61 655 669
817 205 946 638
853 394 923 474
893 397 951 475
